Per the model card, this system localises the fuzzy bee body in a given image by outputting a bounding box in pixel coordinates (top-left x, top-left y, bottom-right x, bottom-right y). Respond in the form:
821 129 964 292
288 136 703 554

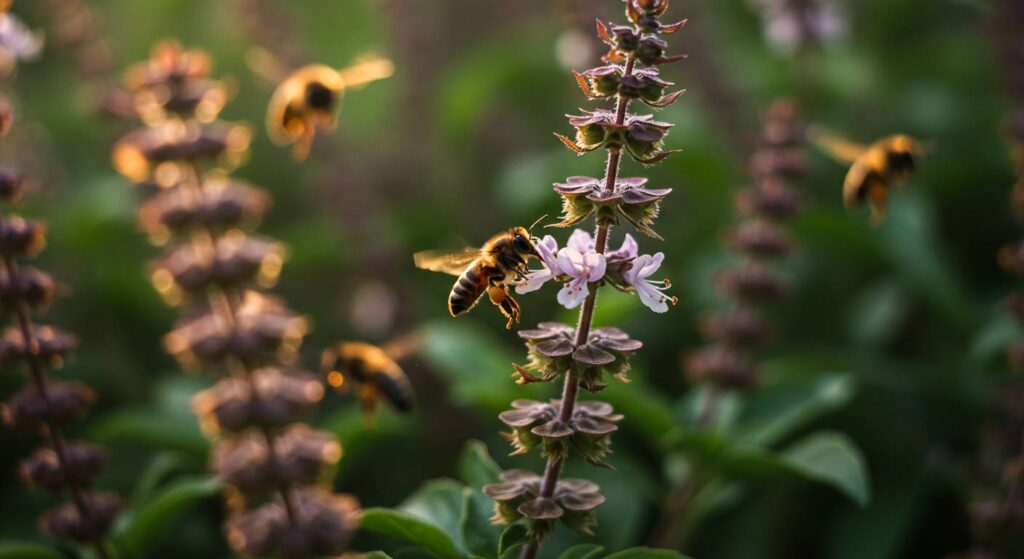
814 130 923 223
322 342 414 414
416 226 540 329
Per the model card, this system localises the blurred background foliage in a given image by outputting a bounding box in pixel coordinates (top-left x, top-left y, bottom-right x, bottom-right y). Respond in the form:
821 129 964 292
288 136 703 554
0 0 1019 557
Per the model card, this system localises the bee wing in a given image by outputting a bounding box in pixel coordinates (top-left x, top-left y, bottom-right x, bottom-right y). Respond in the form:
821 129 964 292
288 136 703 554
413 248 480 276
809 125 868 164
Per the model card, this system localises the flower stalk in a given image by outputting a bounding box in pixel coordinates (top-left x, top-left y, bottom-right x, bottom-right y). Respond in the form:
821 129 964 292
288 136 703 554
481 1 684 557
112 42 359 558
0 104 119 556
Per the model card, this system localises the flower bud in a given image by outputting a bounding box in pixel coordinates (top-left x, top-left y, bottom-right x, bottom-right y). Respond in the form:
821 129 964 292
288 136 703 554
700 307 769 347
151 232 284 296
716 264 788 305
211 425 341 496
730 220 792 258
736 182 801 220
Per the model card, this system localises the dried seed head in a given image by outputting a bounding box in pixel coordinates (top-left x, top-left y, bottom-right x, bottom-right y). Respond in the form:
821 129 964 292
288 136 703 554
700 307 770 347
151 232 284 298
685 345 759 390
2 380 95 430
514 322 641 392
0 266 55 311
211 425 341 496
193 368 324 434
112 122 251 183
0 166 24 201
225 488 360 558
20 442 107 493
736 181 801 220
0 215 45 257
499 399 621 466
730 219 792 258
0 324 77 368
482 469 604 538
163 291 308 369
138 177 271 240
41 491 121 543
716 263 788 305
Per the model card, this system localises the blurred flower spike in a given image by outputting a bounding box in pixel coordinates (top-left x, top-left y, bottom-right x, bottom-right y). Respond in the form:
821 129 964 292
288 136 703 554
267 54 394 160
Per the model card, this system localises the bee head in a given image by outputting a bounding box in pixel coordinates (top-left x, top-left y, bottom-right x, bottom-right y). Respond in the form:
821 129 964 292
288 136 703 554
511 226 539 258
887 135 923 173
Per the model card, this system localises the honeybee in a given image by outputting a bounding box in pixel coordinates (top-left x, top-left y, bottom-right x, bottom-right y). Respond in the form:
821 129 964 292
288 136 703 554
321 341 414 417
414 225 541 329
812 128 924 223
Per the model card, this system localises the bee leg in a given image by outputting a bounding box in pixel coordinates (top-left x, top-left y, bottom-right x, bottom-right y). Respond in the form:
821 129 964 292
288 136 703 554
358 385 380 427
487 284 521 329
867 182 888 225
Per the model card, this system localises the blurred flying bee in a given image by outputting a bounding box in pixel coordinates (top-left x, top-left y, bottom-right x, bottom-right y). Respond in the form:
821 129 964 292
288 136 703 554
811 127 924 223
414 223 542 329
262 52 394 160
321 340 415 418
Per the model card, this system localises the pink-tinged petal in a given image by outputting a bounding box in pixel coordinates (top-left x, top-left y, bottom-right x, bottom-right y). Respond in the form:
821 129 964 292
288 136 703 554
608 233 639 261
637 252 665 279
557 247 587 278
557 277 590 309
515 269 555 294
635 281 670 313
567 229 595 253
583 252 607 282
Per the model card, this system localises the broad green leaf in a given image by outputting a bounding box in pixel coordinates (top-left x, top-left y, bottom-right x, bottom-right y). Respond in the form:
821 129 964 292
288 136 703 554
90 408 207 456
734 373 855 446
129 452 192 503
459 486 502 558
365 552 394 559
559 543 605 559
420 321 544 411
780 431 871 507
604 548 692 558
0 542 62 559
497 524 529 559
400 479 467 552
360 508 460 559
458 440 502 488
115 477 222 557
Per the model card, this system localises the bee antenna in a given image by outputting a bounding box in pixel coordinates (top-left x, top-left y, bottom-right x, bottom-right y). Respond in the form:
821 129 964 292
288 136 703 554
528 214 548 235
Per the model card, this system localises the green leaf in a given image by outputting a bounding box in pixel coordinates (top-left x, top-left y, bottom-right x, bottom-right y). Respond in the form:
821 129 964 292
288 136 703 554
780 431 871 507
90 407 207 457
558 543 605 559
458 440 502 488
0 542 62 559
604 548 692 558
115 476 222 557
400 479 467 552
365 552 395 559
497 524 529 558
360 508 460 559
734 373 855 446
459 486 502 559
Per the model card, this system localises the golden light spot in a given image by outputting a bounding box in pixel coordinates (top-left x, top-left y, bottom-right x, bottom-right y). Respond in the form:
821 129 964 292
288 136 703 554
327 371 345 388
305 381 325 401
323 441 343 463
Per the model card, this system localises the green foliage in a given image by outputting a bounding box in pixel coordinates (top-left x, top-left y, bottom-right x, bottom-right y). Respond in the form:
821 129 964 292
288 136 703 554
360 508 461 559
113 477 222 557
0 542 62 559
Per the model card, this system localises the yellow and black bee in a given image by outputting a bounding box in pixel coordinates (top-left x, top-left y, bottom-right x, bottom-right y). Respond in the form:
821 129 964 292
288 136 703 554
414 226 540 329
812 128 924 223
321 341 414 416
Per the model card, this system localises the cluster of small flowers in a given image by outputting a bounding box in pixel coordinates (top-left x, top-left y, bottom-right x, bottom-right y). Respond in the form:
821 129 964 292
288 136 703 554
0 102 121 552
686 100 806 394
969 2 1024 557
112 42 359 558
484 1 682 555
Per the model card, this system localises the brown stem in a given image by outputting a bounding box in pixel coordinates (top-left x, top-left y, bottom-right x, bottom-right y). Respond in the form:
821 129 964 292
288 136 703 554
183 162 300 526
0 219 111 559
519 53 636 559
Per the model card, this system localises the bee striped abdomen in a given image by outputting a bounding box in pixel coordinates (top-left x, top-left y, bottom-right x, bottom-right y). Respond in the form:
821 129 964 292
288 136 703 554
449 264 487 317
375 371 414 412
